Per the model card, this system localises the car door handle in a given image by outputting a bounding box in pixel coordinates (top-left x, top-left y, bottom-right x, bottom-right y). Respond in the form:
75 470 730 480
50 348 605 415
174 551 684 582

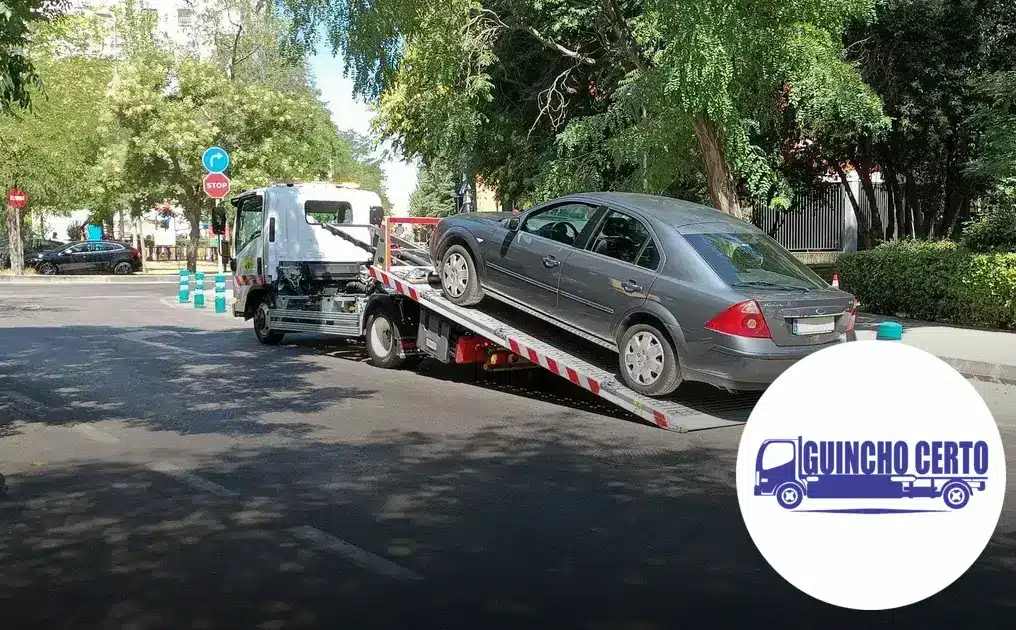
542 255 560 268
621 280 642 293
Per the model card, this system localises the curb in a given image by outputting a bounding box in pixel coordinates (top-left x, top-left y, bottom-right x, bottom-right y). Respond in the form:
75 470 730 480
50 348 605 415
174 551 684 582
939 357 1016 387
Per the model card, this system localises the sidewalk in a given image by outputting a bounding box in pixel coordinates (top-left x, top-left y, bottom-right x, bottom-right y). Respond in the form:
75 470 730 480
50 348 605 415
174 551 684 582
854 313 1016 385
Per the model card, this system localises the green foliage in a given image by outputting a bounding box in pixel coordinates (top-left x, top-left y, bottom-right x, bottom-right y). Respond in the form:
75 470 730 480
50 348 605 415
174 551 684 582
838 239 1016 329
0 0 64 113
410 160 458 217
959 192 1016 253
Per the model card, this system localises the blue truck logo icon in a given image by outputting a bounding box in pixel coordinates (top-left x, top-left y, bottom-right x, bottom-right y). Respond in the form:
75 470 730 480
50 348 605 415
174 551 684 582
754 437 990 512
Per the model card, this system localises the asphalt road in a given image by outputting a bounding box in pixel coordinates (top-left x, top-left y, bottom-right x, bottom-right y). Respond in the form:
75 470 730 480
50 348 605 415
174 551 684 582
1 283 1014 629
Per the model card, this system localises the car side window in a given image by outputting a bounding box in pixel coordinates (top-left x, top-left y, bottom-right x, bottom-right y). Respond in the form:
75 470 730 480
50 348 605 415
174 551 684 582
588 210 659 269
520 203 598 247
67 244 89 254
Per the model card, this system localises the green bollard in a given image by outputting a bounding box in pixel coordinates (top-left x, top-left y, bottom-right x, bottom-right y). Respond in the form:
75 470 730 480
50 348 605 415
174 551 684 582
214 273 227 313
178 269 190 303
194 272 205 308
876 321 903 341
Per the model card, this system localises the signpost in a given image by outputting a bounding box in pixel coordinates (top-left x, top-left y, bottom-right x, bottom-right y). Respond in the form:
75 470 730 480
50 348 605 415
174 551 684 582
202 147 231 273
7 188 27 208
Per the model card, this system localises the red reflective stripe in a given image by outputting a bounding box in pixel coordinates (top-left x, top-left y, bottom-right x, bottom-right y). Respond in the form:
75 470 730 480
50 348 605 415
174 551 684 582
526 348 539 364
653 411 668 429
566 367 580 384
587 378 600 395
408 286 420 301
395 280 405 294
508 339 521 355
545 357 559 375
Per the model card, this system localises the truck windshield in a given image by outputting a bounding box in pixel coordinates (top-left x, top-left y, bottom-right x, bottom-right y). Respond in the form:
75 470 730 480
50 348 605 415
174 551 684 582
680 223 827 290
306 200 352 225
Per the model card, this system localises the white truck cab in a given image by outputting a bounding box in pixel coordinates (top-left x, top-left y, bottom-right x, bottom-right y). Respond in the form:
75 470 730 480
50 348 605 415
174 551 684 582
229 181 385 323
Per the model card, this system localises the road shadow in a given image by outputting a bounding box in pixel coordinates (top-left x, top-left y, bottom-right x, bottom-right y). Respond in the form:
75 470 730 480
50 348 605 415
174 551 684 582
0 423 1013 628
0 324 375 440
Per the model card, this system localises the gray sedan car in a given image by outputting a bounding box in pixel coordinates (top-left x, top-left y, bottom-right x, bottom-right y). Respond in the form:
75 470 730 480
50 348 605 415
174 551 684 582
430 192 857 397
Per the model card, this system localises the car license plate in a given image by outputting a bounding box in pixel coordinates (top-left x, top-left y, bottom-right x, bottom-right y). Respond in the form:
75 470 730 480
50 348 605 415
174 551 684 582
793 316 835 335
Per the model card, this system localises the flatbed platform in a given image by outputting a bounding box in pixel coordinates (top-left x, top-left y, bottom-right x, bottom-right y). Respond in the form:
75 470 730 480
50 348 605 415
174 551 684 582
369 265 758 432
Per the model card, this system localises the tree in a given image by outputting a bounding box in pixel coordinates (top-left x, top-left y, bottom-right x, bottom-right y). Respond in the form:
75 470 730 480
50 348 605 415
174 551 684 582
0 0 65 113
410 159 457 217
285 0 878 218
1 13 112 273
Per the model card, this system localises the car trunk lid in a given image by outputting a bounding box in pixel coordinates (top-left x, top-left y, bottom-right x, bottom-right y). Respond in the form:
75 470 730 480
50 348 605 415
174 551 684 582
738 287 857 347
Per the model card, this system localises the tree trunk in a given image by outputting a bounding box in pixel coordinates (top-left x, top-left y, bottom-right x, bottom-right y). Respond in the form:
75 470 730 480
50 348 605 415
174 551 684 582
186 205 201 273
833 163 870 250
692 118 740 217
886 169 907 240
904 169 923 239
6 205 24 275
853 154 884 245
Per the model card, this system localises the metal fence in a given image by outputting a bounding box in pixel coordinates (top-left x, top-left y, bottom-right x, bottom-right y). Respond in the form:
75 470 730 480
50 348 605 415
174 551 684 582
751 183 846 251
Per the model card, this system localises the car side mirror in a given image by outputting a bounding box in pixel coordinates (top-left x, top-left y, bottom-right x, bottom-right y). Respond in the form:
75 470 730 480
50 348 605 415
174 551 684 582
507 217 521 232
229 258 237 272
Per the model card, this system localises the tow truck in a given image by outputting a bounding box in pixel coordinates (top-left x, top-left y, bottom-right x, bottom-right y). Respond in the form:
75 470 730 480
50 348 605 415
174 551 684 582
755 437 989 510
221 180 747 432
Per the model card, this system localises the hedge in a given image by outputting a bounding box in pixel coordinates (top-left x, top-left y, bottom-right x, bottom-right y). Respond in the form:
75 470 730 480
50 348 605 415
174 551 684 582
837 240 1016 329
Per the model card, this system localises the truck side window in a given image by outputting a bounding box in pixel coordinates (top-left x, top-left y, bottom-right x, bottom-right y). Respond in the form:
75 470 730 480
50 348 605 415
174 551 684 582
761 442 795 470
235 197 264 253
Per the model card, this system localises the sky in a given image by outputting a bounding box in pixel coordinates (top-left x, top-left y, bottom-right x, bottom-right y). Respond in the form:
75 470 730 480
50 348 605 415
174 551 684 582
308 47 419 217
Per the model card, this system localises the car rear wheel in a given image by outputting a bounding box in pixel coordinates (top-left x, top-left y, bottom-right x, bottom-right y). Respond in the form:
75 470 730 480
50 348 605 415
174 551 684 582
37 262 57 275
113 262 133 275
440 244 484 306
618 323 682 397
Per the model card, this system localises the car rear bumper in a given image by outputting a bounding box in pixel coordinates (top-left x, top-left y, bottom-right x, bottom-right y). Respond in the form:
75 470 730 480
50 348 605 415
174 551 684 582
680 330 856 391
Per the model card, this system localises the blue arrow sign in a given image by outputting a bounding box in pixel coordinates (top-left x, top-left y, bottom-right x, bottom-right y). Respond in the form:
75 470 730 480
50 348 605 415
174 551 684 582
202 146 230 173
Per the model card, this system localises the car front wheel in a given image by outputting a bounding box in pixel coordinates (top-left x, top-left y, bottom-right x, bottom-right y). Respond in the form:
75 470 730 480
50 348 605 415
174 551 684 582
36 262 57 275
440 244 484 306
618 323 682 397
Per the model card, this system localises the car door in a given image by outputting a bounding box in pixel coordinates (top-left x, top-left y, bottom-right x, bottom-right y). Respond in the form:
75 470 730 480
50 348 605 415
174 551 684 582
557 208 664 344
96 243 125 272
79 243 107 273
58 243 91 272
483 202 601 317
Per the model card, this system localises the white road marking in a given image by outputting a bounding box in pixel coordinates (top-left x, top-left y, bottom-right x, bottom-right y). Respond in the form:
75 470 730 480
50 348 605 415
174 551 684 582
117 333 206 356
289 525 423 581
71 424 120 443
147 462 240 498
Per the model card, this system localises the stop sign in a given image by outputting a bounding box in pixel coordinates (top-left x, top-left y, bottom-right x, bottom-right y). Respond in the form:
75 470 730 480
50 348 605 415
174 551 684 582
203 173 231 199
7 188 27 208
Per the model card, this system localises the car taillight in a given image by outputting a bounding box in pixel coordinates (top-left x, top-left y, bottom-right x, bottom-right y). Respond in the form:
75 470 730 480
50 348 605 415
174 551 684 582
705 300 772 338
845 304 858 332
130 247 140 257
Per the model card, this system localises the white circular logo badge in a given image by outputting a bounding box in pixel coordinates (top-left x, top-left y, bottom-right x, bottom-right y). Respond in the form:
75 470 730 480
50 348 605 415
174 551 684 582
736 340 1006 610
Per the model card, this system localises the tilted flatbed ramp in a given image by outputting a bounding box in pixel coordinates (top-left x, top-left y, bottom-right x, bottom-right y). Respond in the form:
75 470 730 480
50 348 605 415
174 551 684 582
369 265 754 433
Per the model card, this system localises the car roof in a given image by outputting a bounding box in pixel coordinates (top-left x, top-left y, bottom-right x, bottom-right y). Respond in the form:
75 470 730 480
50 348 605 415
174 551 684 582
565 192 755 230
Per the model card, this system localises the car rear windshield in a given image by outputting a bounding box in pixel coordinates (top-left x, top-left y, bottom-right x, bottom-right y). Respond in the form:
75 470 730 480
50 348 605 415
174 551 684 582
680 223 827 290
306 200 352 224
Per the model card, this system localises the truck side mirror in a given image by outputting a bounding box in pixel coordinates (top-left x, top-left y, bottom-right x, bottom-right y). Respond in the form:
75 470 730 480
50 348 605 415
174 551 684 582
369 206 384 227
507 217 521 232
211 208 227 235
229 258 236 272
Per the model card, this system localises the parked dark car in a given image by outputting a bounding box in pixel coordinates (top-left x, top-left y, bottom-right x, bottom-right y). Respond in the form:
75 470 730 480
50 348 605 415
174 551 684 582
1 238 66 268
430 192 858 397
26 240 143 275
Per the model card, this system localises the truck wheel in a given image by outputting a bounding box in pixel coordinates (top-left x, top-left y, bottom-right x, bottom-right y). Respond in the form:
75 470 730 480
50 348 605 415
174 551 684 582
440 245 484 306
942 481 971 509
618 323 682 397
365 311 406 369
776 481 804 510
253 299 284 345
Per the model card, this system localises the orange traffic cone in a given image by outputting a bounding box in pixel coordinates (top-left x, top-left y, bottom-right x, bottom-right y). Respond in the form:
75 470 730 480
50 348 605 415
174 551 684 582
831 273 840 289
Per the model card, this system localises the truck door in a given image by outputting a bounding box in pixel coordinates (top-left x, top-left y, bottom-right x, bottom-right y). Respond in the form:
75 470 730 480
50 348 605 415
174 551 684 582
232 193 265 312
